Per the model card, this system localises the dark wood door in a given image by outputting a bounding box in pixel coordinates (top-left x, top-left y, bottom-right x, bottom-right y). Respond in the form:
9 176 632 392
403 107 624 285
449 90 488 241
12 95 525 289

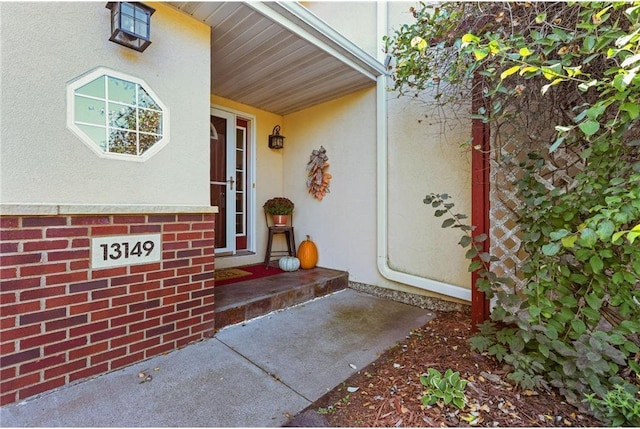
210 115 228 249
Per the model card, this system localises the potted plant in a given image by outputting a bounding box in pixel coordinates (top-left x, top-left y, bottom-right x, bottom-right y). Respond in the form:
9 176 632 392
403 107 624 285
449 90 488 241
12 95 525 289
263 197 294 226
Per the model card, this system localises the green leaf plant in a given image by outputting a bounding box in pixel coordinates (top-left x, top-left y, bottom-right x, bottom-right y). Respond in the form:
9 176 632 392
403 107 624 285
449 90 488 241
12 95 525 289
420 368 469 410
584 384 640 427
394 2 640 424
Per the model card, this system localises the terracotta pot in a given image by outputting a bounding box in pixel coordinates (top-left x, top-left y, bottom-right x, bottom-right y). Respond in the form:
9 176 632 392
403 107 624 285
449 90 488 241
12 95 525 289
272 214 289 226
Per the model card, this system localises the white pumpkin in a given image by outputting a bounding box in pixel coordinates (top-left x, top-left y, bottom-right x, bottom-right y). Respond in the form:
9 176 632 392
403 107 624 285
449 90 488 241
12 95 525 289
279 256 300 272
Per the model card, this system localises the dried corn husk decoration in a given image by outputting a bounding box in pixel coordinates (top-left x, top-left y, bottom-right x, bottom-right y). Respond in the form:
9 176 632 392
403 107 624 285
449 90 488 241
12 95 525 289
306 146 332 200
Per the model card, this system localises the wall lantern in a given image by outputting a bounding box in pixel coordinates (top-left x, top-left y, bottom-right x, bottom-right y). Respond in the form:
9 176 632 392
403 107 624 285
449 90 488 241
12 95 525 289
268 125 285 149
106 2 155 52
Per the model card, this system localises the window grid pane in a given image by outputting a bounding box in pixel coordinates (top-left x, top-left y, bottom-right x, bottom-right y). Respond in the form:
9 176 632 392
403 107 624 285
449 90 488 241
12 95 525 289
109 130 137 155
77 76 105 98
75 97 106 125
71 71 164 159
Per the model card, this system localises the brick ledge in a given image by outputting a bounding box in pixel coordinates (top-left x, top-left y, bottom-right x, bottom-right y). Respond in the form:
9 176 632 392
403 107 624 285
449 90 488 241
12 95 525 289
0 204 219 216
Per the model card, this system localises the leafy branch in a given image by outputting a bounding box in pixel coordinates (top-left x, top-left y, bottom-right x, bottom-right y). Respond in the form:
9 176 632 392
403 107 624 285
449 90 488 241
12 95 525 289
423 193 513 295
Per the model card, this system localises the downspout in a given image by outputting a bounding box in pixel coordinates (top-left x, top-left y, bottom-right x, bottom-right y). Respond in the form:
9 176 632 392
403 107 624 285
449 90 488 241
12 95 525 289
375 2 471 302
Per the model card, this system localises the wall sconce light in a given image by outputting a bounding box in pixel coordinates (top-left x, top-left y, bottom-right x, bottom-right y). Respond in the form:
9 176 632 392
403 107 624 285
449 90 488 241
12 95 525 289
268 125 285 149
106 2 155 52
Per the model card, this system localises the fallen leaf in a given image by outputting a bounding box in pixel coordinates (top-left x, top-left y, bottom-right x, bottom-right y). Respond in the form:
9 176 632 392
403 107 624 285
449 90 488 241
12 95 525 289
392 398 402 413
347 386 359 393
479 371 502 384
139 375 153 384
422 416 436 425
460 413 481 425
349 363 357 370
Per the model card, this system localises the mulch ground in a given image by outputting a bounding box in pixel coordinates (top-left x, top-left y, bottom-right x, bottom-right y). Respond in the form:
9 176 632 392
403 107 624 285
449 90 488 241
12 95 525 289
293 312 603 427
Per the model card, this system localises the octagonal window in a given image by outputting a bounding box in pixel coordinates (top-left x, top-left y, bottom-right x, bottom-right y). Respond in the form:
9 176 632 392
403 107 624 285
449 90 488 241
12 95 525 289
67 67 169 161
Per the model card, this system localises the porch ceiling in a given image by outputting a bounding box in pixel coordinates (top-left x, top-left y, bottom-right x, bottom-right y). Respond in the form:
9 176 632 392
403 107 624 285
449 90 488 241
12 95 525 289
167 2 385 116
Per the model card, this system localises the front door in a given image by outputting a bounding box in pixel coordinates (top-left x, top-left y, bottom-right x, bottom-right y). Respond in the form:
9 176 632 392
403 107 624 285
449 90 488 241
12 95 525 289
210 108 251 255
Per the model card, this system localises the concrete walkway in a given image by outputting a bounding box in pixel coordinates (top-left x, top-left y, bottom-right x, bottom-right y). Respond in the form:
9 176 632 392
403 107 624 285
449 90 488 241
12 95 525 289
0 289 434 427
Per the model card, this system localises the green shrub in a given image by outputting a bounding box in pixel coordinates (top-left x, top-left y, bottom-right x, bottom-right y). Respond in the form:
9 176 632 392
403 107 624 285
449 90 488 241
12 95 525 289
420 368 468 409
584 383 640 427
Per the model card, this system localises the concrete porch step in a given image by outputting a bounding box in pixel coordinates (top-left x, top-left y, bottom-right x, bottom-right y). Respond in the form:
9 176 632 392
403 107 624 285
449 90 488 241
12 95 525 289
214 266 348 331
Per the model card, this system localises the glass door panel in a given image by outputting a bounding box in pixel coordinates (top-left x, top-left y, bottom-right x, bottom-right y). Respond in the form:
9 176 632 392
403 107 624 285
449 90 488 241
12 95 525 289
235 121 247 250
210 109 236 254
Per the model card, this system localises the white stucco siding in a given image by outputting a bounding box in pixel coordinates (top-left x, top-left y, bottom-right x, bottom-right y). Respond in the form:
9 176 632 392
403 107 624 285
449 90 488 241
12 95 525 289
0 2 211 206
284 90 470 297
303 2 378 58
386 96 472 288
284 89 378 283
384 2 471 289
281 1 471 300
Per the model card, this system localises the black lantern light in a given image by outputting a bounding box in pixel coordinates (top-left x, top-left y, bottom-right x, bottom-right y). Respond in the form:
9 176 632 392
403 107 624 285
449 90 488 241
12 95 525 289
106 2 155 52
268 125 285 149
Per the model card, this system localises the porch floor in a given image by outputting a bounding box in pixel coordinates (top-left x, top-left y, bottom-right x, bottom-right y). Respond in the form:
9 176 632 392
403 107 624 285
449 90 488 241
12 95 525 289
214 264 348 331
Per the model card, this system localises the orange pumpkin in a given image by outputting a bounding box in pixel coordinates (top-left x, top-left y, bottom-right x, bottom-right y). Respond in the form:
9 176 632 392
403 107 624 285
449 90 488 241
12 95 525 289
297 235 318 269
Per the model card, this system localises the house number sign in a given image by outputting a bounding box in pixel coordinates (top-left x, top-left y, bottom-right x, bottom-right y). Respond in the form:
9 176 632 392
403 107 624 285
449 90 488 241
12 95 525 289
91 234 161 269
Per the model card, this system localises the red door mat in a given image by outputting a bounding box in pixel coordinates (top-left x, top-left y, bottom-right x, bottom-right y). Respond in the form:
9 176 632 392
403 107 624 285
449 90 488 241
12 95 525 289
214 264 284 286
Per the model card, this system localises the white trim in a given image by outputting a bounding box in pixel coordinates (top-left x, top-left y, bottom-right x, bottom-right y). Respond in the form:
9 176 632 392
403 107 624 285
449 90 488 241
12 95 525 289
246 2 385 81
375 2 471 302
273 1 387 76
210 108 237 254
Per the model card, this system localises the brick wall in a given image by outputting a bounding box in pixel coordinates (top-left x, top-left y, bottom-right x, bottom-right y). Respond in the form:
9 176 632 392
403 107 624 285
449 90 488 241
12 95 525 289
0 211 215 405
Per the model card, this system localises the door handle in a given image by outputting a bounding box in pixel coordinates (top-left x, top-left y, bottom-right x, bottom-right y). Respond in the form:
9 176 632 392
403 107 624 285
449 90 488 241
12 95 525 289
227 176 235 191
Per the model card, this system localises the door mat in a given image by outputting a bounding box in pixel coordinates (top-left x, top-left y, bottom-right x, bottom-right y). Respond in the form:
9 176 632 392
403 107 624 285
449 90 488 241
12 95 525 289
215 263 284 286
214 268 252 282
